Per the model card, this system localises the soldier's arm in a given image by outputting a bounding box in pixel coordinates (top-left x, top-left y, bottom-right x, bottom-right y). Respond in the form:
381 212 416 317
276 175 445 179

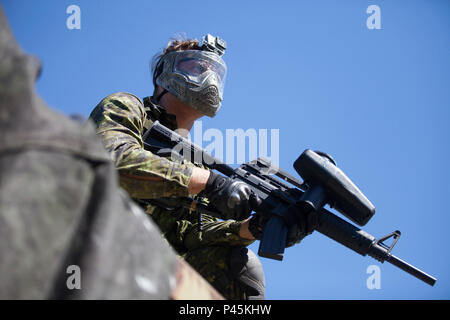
89 92 209 199
188 167 210 194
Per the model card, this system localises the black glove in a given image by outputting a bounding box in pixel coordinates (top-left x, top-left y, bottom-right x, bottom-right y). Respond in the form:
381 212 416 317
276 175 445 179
201 171 255 221
248 201 318 246
283 202 318 247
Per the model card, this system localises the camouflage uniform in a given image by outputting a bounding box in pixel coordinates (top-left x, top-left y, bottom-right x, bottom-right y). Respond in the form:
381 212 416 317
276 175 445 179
89 92 255 299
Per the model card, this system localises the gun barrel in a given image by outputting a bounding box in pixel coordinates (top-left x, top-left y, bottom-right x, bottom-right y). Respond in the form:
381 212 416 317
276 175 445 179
317 208 437 286
386 254 436 286
368 242 436 286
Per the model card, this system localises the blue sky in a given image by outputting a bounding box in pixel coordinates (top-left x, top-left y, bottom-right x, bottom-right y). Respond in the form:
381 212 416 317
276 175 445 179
2 0 449 299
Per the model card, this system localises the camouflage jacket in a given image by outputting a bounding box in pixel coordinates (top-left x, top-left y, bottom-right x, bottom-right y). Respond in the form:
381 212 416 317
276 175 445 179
89 92 254 254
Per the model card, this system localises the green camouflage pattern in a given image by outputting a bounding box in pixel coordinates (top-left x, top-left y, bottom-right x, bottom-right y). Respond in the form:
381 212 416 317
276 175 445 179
89 92 194 199
89 92 255 299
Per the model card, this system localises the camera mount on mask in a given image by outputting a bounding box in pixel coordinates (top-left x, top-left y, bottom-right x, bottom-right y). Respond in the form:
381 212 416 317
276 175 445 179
142 120 437 287
201 34 227 57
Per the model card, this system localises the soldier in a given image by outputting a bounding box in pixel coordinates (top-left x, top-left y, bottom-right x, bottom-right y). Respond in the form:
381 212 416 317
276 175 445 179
89 34 266 299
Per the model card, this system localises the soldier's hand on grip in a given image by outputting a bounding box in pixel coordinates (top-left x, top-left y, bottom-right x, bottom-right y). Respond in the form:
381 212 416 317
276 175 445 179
283 202 318 247
201 171 254 221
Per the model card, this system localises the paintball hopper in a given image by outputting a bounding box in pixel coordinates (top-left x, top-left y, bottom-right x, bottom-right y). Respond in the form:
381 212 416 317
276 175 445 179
294 149 375 226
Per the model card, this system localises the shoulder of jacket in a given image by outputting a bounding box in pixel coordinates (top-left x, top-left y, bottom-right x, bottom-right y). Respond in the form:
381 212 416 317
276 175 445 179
99 92 146 119
102 91 143 105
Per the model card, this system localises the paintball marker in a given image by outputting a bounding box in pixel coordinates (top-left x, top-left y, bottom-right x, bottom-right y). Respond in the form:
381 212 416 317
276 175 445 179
142 120 436 286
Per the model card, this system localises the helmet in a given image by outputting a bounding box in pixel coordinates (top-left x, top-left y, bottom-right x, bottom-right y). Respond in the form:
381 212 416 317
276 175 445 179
153 34 227 117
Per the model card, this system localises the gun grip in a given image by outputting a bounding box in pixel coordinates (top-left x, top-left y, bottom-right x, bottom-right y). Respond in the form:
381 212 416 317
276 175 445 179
258 216 288 261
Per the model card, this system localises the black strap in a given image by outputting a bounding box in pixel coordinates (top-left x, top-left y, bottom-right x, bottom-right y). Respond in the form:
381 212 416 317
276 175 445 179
155 88 168 103
142 96 178 131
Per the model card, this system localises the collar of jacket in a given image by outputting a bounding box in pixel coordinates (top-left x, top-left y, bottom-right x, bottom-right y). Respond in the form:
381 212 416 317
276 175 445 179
142 96 178 131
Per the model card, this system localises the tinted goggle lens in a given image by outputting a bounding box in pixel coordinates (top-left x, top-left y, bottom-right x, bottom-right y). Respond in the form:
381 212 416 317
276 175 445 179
176 58 225 80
